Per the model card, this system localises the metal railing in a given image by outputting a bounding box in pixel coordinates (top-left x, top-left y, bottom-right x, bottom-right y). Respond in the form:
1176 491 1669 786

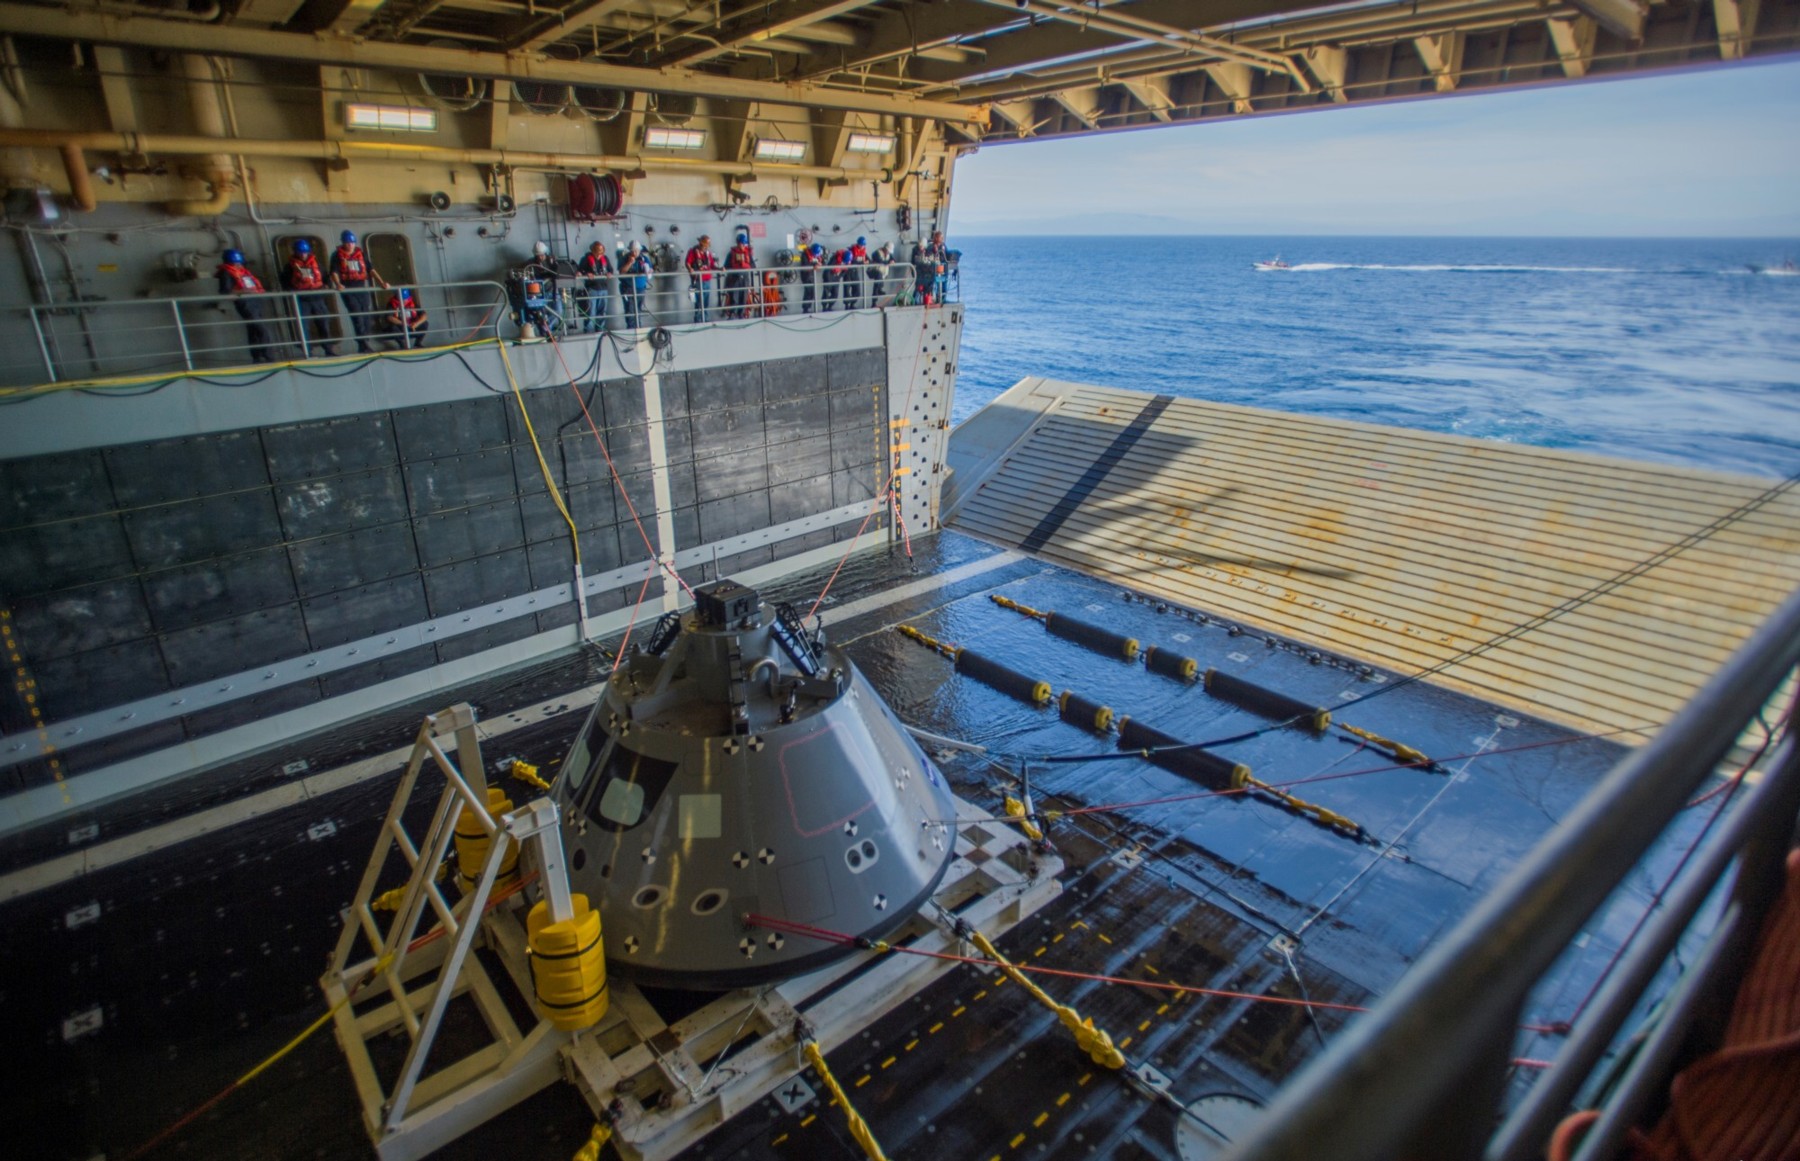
1224 584 1800 1161
7 278 512 385
4 261 956 387
535 261 940 335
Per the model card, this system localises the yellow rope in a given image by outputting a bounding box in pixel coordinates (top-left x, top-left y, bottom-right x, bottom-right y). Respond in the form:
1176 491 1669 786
966 929 1126 1070
1003 795 1044 842
572 1119 613 1161
989 593 1050 621
240 951 394 1086
1339 723 1433 767
1245 776 1365 836
802 1039 890 1161
495 338 582 569
0 337 500 398
895 623 959 660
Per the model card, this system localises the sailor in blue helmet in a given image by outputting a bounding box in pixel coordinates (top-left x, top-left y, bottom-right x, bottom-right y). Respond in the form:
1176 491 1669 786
329 230 389 352
281 238 336 356
723 230 755 319
842 235 871 310
216 246 277 363
381 286 429 349
800 242 825 314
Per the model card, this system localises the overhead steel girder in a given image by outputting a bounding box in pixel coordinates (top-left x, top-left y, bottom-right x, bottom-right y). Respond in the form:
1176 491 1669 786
1570 0 1647 40
0 2 982 124
662 0 879 68
968 0 1305 86
508 0 639 53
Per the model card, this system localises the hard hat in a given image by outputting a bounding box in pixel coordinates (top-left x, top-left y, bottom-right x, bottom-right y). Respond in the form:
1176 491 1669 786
810 243 823 256
293 239 311 255
224 248 244 264
341 230 357 244
628 241 640 250
399 288 412 300
856 236 866 246
533 241 550 256
737 232 749 243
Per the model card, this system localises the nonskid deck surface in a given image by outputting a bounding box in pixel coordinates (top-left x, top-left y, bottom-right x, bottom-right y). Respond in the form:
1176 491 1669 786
3 529 1698 1161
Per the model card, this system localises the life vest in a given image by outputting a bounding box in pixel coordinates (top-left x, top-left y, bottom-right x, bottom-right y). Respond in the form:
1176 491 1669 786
726 244 754 270
288 254 324 291
336 245 369 281
578 253 611 281
686 247 718 278
849 244 869 263
388 294 423 325
760 271 781 316
220 262 263 293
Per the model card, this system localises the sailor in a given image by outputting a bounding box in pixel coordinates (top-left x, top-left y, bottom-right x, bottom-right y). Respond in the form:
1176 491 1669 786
723 231 755 319
618 241 652 330
869 241 895 304
281 239 335 356
216 247 277 364
800 242 826 314
910 231 948 305
841 235 871 310
576 241 612 333
514 241 563 338
821 244 847 312
685 234 720 323
380 287 429 350
329 230 388 353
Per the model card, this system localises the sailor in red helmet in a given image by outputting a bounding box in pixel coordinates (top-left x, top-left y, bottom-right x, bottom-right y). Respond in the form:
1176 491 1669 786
329 230 388 353
684 234 720 323
216 247 277 364
723 231 755 319
281 238 336 356
380 287 429 350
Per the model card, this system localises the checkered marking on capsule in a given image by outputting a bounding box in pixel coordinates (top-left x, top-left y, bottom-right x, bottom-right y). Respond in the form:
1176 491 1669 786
872 894 888 911
738 936 757 958
757 847 776 864
723 737 741 756
765 932 785 951
622 935 640 954
844 820 859 837
641 848 657 865
732 851 751 869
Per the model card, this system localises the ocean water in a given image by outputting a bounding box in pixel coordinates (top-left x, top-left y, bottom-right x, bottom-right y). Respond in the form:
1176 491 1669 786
950 236 1800 476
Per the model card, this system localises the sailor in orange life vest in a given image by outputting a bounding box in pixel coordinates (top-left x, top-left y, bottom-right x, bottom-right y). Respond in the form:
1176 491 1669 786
329 231 389 353
216 248 278 364
380 288 429 349
801 242 826 314
723 231 755 319
281 239 336 356
685 234 720 323
576 241 612 333
841 236 871 310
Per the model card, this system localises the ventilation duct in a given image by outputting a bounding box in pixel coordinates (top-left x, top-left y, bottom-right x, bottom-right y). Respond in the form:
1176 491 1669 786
649 93 696 125
419 42 487 112
571 86 626 122
513 81 570 116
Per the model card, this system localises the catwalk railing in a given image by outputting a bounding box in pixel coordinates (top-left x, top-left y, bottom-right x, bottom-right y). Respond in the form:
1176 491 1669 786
2 261 951 387
1224 584 1800 1161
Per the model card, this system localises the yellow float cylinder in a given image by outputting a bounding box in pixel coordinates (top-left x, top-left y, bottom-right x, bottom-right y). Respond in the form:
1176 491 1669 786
454 786 519 892
528 893 609 1031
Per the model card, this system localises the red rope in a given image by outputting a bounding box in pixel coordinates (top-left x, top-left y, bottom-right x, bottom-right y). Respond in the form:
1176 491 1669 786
546 337 693 599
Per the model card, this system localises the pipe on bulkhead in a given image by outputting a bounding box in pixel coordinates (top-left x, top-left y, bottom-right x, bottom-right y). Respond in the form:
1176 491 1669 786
170 53 235 217
0 37 37 192
0 127 862 184
59 143 95 211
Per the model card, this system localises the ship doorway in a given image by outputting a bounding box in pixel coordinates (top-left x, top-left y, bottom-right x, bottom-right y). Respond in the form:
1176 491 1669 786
367 233 416 286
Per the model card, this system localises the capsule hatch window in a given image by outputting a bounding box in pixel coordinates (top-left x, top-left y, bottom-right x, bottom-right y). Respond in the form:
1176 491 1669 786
583 747 678 831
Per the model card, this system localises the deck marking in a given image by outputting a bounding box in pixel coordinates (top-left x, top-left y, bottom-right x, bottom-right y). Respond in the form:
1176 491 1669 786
1138 1019 1152 1032
1156 1004 1169 1016
856 1074 871 1087
1051 933 1064 943
1070 920 1088 930
1033 1112 1049 1128
972 990 987 1001
904 1039 918 1052
928 1022 943 1034
1009 1132 1027 1149
881 1056 896 1069
1056 1092 1070 1107
1033 946 1046 957
771 1134 788 1147
952 1006 965 1017
1097 933 1112 944
800 1114 816 1128
1119 1036 1133 1049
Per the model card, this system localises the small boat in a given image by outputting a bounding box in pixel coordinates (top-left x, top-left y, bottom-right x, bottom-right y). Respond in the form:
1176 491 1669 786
1747 258 1798 275
1253 255 1292 271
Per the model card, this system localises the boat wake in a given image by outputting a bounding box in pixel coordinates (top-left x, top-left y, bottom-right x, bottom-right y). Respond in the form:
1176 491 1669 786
1279 262 1647 274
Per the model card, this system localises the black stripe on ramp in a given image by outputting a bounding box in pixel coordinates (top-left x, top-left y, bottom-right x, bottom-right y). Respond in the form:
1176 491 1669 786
1018 394 1174 554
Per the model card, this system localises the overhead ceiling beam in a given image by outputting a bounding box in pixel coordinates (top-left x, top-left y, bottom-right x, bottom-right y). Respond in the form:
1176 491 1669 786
509 0 645 54
1119 74 1175 122
967 0 1307 90
1546 16 1597 77
1204 63 1255 114
664 0 877 68
1047 85 1102 130
0 2 984 124
1712 0 1761 59
1412 31 1465 91
1570 0 1646 40
1301 43 1349 102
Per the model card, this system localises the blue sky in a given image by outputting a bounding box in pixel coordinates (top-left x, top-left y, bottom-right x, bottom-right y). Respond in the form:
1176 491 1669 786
954 57 1800 236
